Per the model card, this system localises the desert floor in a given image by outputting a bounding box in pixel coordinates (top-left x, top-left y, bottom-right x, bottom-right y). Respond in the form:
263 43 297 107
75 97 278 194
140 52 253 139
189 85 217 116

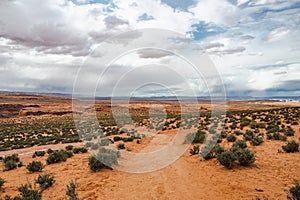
0 95 300 200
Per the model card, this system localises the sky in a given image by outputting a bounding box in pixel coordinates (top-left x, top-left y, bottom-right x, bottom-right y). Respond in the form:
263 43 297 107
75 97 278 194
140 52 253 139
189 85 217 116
0 0 300 97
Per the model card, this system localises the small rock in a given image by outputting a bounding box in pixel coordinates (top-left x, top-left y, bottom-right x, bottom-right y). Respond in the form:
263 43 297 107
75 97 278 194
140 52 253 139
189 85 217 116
255 188 264 192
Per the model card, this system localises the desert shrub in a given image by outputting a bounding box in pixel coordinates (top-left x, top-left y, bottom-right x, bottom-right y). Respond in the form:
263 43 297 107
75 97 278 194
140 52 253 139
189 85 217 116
15 183 42 200
66 180 79 200
288 180 300 200
214 144 225 155
36 174 55 191
26 161 44 173
250 136 264 146
65 151 74 158
95 148 119 168
189 145 200 155
90 143 99 150
226 134 236 142
3 154 22 170
235 148 256 166
46 151 69 164
33 151 46 157
232 140 247 150
230 123 237 130
184 131 206 144
234 131 243 136
4 160 17 171
201 144 225 160
285 128 295 137
117 143 125 150
46 148 54 154
0 177 5 190
122 137 134 142
113 136 122 142
4 154 20 163
73 147 88 154
220 131 227 138
84 142 93 148
273 132 287 141
88 156 106 172
217 150 235 169
65 145 74 151
266 133 273 140
200 144 215 160
244 130 254 141
99 138 112 146
282 140 299 153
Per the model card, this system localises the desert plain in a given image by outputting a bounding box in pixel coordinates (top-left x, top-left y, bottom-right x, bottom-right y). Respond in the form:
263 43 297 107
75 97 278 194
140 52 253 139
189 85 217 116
0 93 299 200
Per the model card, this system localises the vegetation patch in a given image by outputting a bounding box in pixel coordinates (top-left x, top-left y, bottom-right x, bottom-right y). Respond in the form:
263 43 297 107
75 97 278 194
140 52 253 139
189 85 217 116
26 161 44 173
36 174 55 191
282 140 299 153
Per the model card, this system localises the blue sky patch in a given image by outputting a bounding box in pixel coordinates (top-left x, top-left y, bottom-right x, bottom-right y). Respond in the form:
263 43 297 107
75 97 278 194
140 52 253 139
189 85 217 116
138 13 154 21
188 22 226 40
161 0 196 11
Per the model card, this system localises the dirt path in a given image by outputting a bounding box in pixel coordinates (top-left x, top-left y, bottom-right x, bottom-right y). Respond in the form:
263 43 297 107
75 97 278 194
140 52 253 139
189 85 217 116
0 142 83 157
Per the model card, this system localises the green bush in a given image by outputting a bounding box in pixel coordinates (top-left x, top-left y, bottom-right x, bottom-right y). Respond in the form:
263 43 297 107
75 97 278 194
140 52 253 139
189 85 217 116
122 137 134 142
73 147 88 154
288 179 300 200
113 136 123 142
214 144 225 155
226 134 236 142
234 131 243 136
0 177 5 190
243 130 254 141
95 148 119 168
18 162 24 168
273 132 287 141
3 153 22 170
36 174 55 191
33 151 46 157
26 161 44 173
189 145 200 155
4 154 20 163
66 180 79 200
46 151 70 164
217 150 235 169
232 140 247 150
88 156 106 172
15 183 42 200
282 140 299 153
99 138 112 146
200 144 225 160
117 143 125 150
184 131 206 144
4 160 17 171
235 148 256 166
65 145 74 151
285 128 295 137
47 148 54 154
90 143 99 150
250 136 264 146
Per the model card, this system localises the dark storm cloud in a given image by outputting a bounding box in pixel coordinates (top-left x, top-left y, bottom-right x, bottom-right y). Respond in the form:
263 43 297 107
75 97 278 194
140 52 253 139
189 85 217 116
267 80 300 92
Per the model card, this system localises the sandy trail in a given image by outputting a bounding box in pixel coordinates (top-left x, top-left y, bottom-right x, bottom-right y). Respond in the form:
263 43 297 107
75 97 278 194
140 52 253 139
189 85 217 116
0 142 84 157
0 132 300 199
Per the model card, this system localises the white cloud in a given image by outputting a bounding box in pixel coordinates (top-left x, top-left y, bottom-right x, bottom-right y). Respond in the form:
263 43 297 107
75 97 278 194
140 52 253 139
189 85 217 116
190 0 242 26
0 0 299 96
